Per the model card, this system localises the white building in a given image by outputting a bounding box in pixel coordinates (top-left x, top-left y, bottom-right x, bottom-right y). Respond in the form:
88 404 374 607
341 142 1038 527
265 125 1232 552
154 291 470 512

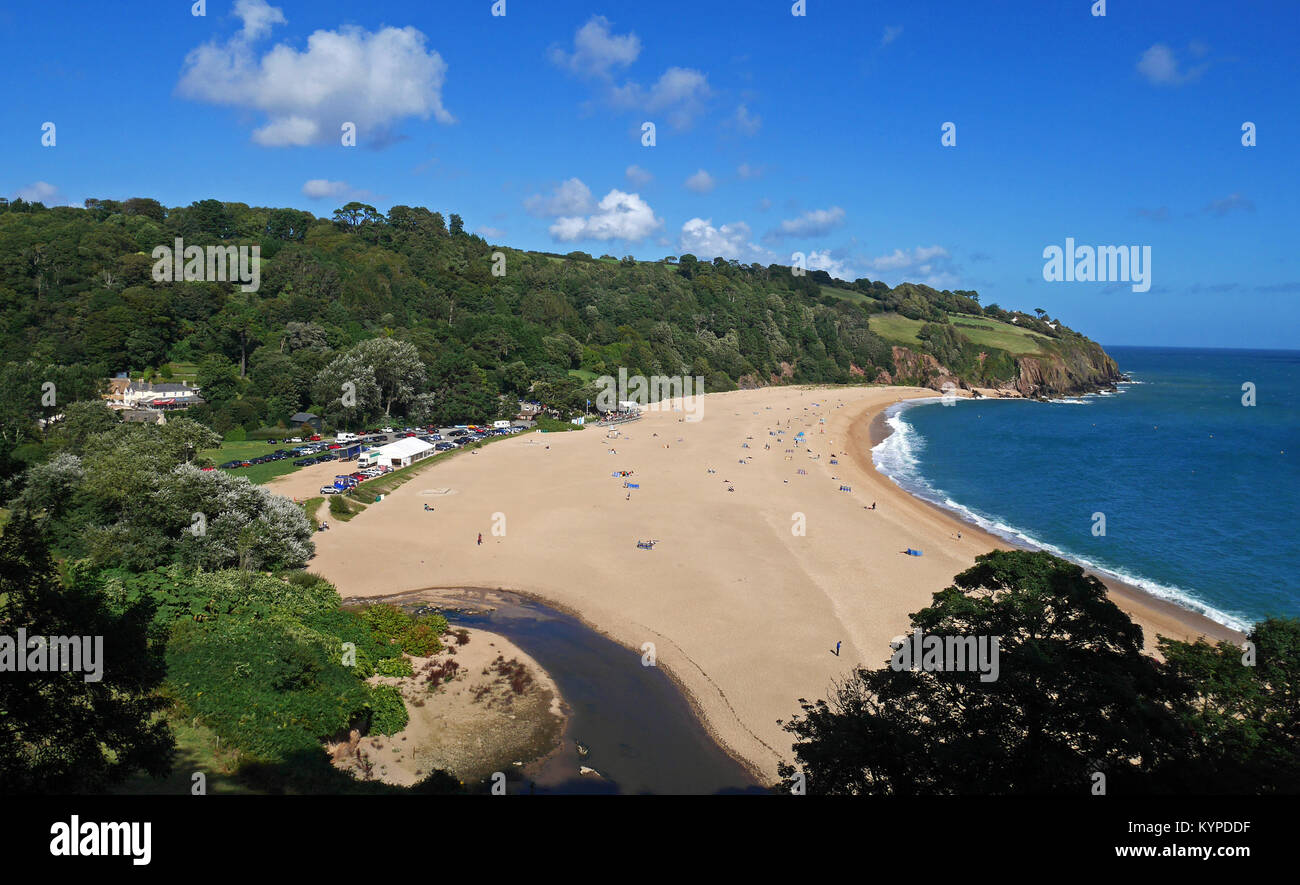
359 437 435 469
110 380 204 411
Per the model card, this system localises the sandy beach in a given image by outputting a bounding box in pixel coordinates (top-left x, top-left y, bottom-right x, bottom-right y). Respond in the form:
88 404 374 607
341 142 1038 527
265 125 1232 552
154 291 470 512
281 385 1243 782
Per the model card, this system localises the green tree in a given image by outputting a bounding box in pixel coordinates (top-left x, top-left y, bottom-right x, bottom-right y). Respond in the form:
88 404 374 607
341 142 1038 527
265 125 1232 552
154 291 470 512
0 513 175 792
779 551 1197 795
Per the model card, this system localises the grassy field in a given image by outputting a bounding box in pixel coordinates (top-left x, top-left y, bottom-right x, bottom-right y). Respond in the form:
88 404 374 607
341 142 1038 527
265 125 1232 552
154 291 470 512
869 312 927 346
819 284 881 308
300 496 324 529
114 713 257 795
870 312 1048 355
199 440 304 484
163 362 200 382
949 313 1049 354
568 368 599 382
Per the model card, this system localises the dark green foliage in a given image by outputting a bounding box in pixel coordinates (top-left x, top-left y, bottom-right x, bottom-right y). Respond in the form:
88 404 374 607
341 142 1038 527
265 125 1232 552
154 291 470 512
1159 619 1300 793
0 514 174 793
0 196 1102 434
779 550 1298 795
165 616 370 761
367 685 409 735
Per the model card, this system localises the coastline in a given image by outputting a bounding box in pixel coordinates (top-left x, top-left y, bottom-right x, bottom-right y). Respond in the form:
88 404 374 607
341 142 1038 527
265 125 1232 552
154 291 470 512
295 384 1244 782
859 394 1244 647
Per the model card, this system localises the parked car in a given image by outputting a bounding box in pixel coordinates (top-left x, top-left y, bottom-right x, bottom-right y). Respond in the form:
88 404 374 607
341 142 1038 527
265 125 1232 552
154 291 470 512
319 486 341 495
327 443 342 450
219 460 242 468
288 437 303 443
434 442 455 451
308 434 322 441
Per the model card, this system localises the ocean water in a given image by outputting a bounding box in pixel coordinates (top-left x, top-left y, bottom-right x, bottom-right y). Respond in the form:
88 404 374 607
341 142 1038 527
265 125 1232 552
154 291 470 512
872 346 1300 632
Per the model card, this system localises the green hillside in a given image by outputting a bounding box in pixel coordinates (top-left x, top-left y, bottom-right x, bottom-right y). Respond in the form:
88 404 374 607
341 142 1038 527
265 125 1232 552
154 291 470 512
0 196 1120 451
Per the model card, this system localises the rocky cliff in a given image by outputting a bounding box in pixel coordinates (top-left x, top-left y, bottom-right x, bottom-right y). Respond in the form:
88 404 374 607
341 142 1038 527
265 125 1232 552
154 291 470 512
882 338 1123 399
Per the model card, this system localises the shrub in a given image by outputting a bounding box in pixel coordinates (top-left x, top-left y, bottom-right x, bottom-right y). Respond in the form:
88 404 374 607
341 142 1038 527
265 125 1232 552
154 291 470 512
367 685 409 735
401 623 443 656
375 655 414 678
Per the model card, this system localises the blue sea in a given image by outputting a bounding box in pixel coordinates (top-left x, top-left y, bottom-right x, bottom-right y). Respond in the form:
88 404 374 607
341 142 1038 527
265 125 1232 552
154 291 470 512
872 346 1300 631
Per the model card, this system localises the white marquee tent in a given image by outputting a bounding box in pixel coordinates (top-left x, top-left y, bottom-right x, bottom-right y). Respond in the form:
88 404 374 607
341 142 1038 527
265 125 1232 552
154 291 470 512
359 437 435 468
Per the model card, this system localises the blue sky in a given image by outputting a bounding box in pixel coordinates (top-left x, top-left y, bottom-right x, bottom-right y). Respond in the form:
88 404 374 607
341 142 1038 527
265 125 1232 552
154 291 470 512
3 0 1297 349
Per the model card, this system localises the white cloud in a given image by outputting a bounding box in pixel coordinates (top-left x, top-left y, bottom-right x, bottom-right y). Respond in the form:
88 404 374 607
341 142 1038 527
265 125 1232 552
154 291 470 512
871 245 949 271
625 164 653 187
805 250 856 282
679 218 773 263
547 15 641 76
551 19 712 130
177 1 454 147
684 169 716 194
1137 43 1208 86
525 178 594 216
302 179 354 199
235 0 285 41
768 206 846 241
730 103 761 136
13 181 60 203
737 163 764 180
881 25 903 46
476 226 506 239
641 67 711 129
550 189 662 243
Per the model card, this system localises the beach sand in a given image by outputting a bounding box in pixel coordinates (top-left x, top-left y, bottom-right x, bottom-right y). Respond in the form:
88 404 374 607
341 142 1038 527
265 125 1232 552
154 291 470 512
286 385 1243 782
327 625 565 788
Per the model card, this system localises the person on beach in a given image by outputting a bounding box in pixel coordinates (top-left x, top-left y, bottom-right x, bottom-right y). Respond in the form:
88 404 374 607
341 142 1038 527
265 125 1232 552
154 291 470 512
477 533 482 546
835 641 842 657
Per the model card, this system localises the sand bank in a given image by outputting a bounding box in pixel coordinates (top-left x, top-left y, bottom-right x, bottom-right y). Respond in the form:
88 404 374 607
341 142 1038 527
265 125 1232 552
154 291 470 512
327 624 564 788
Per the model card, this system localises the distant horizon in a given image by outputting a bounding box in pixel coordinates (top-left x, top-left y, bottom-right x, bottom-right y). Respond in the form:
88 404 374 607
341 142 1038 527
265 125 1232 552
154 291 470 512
1102 343 1300 353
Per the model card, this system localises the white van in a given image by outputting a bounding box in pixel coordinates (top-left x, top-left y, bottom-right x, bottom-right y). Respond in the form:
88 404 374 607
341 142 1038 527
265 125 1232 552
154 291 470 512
336 432 357 443
492 420 511 429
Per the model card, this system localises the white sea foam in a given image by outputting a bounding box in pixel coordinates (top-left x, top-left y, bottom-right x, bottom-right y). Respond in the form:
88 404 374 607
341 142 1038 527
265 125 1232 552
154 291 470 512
870 400 1251 633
